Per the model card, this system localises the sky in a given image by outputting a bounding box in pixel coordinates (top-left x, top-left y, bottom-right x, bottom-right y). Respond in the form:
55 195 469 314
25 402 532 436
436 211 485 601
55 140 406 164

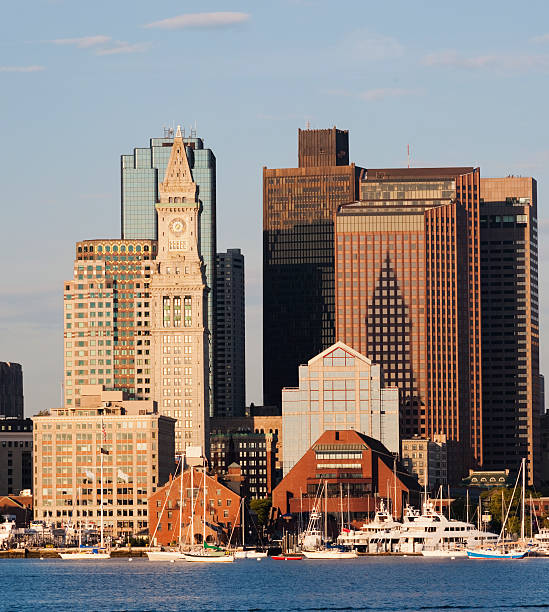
2 0 549 416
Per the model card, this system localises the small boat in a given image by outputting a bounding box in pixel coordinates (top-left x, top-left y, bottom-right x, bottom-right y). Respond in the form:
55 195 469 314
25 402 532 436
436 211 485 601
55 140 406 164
59 548 110 560
183 550 235 563
467 458 529 561
234 550 268 559
466 548 527 560
421 549 467 558
146 550 186 561
302 548 358 560
271 554 303 561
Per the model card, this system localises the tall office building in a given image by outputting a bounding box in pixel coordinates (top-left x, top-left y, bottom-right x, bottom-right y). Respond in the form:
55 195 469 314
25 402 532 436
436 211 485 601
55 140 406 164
335 168 483 476
263 127 362 407
0 362 23 418
480 178 539 484
121 127 216 414
63 239 157 406
149 126 210 454
215 249 245 417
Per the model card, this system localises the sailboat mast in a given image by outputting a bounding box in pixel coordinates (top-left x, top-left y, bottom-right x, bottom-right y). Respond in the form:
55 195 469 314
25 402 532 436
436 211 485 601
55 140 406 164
393 459 397 520
521 457 526 542
202 459 206 546
466 489 469 524
241 498 245 547
324 481 328 542
190 466 194 545
100 417 105 549
178 456 183 547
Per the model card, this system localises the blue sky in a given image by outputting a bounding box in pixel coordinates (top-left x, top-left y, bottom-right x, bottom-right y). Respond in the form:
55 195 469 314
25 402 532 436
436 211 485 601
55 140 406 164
1 0 549 415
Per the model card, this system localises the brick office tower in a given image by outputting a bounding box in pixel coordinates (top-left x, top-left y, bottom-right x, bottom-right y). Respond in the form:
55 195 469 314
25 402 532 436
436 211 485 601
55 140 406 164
263 127 363 407
215 249 245 417
150 126 210 455
335 168 483 479
480 178 539 484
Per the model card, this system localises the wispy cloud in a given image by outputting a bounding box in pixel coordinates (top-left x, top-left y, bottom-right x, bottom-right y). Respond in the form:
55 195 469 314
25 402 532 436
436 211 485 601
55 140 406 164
326 87 419 102
422 49 549 72
49 35 111 48
96 41 151 56
531 33 549 44
343 31 404 61
0 65 45 73
145 11 250 30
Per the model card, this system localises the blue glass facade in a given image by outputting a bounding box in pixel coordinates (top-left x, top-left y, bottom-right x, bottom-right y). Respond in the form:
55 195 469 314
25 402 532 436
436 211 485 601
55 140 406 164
121 133 217 413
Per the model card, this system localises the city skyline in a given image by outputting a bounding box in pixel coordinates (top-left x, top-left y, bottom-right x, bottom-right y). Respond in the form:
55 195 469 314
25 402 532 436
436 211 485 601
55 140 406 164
2 1 549 415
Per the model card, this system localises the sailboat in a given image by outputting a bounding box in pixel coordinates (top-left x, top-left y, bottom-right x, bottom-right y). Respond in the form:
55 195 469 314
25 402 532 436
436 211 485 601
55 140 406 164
466 458 529 559
183 460 235 562
234 500 267 559
147 456 187 561
301 482 357 560
60 425 111 559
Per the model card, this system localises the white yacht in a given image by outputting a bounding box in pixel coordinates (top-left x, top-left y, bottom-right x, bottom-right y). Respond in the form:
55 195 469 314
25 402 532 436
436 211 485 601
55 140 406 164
389 501 498 555
337 501 402 553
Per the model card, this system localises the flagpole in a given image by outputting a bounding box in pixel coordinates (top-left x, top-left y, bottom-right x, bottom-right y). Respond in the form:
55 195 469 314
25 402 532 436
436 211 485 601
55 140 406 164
100 430 104 548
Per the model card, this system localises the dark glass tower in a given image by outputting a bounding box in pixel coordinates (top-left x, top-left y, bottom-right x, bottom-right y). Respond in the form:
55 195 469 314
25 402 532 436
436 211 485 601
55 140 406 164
263 127 362 407
480 178 539 484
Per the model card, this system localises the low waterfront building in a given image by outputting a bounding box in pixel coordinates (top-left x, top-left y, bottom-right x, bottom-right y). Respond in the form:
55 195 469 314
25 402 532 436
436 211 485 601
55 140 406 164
0 418 33 495
401 435 448 490
0 493 33 527
33 385 175 540
461 469 511 488
148 468 242 546
272 430 420 520
282 342 399 475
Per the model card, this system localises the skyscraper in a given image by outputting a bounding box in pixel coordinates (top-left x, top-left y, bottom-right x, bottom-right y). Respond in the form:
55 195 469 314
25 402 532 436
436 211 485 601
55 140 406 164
0 362 23 419
121 128 216 414
149 126 210 454
63 239 157 406
263 127 362 407
480 177 539 484
335 168 483 476
215 249 245 417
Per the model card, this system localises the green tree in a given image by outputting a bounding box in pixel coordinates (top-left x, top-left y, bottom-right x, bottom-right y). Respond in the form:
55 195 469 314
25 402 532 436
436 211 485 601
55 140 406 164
35 409 50 416
249 498 272 527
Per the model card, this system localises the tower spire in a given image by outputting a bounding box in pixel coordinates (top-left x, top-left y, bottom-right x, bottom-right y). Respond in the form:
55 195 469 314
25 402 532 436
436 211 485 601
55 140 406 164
158 126 197 204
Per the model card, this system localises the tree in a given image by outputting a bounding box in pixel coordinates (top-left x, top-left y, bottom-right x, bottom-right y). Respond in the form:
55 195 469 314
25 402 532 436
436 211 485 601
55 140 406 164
249 498 272 527
35 409 50 416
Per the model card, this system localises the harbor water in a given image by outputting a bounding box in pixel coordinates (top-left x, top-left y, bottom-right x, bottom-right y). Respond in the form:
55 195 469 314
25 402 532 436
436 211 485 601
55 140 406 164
1 556 548 611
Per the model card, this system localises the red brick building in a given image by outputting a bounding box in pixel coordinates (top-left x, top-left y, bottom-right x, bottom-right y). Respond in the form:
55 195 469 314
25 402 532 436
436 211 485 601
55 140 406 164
148 468 242 546
272 430 420 520
0 494 32 527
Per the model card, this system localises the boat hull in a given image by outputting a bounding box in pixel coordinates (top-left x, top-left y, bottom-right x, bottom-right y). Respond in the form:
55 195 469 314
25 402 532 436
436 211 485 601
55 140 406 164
146 551 186 561
303 550 358 559
421 550 467 558
271 555 303 561
183 553 235 563
59 551 110 559
466 549 527 559
234 551 268 559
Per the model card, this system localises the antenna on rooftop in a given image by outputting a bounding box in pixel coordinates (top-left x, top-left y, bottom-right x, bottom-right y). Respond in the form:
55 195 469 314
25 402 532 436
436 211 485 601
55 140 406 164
306 119 311 130
407 144 412 168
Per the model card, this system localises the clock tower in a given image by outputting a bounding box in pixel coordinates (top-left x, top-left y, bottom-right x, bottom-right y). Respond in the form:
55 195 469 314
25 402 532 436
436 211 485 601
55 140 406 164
150 125 209 456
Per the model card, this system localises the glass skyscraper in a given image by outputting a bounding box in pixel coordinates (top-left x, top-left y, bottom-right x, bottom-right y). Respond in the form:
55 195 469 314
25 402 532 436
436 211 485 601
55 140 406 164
121 128 217 413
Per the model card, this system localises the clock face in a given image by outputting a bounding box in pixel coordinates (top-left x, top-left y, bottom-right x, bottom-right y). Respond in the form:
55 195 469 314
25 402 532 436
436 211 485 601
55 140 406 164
170 219 186 234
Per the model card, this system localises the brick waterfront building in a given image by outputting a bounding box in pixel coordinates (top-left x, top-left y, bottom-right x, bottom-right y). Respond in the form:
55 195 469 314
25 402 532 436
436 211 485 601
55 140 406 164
272 430 420 520
148 468 242 546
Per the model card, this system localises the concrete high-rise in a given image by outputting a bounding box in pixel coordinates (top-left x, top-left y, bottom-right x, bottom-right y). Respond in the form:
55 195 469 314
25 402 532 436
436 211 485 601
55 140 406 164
63 239 157 406
215 249 245 417
335 168 483 478
0 362 23 419
263 127 363 408
121 127 216 415
480 177 539 484
149 126 210 455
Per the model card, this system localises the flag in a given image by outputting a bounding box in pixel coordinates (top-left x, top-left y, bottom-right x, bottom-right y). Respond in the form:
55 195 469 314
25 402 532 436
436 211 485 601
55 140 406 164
341 527 351 533
117 469 130 483
101 447 109 455
85 470 95 482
